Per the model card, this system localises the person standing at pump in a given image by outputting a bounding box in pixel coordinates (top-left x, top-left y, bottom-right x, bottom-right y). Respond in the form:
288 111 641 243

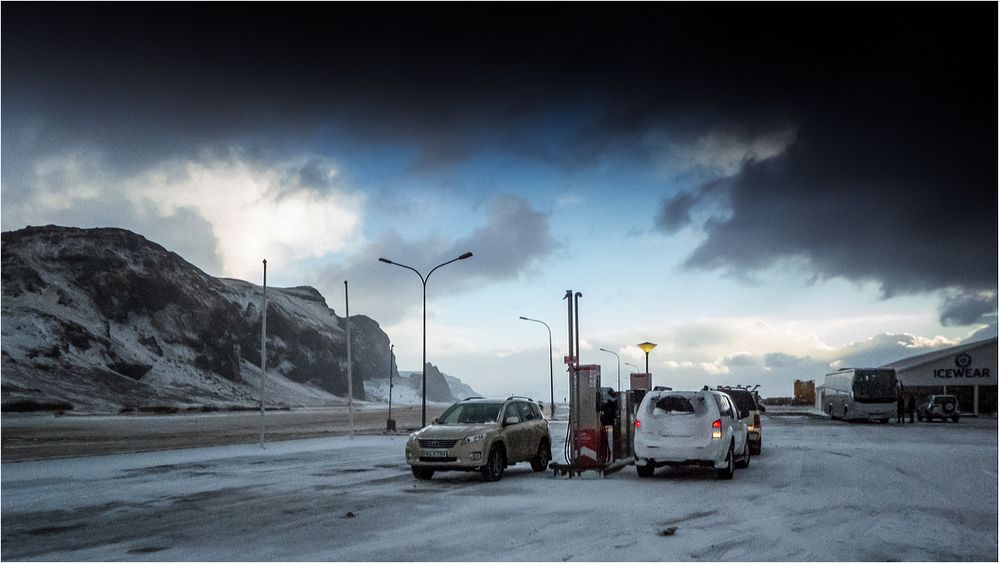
896 393 905 424
907 395 916 423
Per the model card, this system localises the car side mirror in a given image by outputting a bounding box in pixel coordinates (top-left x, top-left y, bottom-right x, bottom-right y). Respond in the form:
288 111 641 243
504 416 520 426
432 418 439 424
758 405 766 413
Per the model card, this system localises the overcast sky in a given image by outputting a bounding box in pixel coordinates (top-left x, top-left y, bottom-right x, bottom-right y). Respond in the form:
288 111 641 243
3 4 996 399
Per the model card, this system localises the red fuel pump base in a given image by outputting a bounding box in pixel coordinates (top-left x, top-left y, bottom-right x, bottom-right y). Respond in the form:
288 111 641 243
548 457 634 479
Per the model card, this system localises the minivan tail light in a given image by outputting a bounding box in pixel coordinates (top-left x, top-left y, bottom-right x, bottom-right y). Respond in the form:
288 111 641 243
635 419 641 430
711 419 722 439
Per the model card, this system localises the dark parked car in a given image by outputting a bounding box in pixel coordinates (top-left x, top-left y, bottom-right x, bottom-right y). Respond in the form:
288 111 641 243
717 386 764 455
917 395 960 423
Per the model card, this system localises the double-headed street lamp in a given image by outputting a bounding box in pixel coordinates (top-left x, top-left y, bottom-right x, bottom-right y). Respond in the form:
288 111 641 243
599 348 621 392
519 316 554 417
378 252 473 427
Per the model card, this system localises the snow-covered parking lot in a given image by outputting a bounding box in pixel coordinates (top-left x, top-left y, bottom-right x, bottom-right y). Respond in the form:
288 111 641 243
2 415 996 561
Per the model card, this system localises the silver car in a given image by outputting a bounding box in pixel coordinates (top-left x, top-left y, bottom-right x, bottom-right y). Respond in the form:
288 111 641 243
405 397 551 481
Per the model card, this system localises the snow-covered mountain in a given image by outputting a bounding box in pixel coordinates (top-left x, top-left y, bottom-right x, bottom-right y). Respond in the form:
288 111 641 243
0 225 473 413
365 363 481 405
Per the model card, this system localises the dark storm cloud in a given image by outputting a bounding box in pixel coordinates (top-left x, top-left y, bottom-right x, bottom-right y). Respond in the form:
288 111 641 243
0 3 924 174
651 9 997 308
668 108 997 302
315 195 556 324
3 3 995 309
1 3 604 176
939 292 997 327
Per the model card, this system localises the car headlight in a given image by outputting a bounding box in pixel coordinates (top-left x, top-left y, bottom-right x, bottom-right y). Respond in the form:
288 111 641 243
408 432 419 442
463 433 487 444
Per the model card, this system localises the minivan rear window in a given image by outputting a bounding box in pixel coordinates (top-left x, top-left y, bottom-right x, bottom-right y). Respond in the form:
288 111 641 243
653 395 702 413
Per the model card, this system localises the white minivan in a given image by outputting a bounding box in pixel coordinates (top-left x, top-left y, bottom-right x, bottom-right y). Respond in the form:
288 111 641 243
634 389 750 479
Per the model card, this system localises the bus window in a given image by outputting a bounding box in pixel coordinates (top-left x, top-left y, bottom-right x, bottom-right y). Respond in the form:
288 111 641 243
852 370 897 401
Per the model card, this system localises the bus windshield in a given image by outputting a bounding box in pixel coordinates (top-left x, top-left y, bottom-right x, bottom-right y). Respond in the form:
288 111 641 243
852 370 897 401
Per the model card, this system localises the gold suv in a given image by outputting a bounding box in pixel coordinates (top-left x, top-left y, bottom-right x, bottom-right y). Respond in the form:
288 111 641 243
405 397 551 481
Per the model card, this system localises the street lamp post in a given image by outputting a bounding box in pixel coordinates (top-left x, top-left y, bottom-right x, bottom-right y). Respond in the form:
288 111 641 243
637 341 658 386
259 259 267 448
378 252 473 427
520 316 555 417
599 348 621 392
387 344 395 432
624 362 642 391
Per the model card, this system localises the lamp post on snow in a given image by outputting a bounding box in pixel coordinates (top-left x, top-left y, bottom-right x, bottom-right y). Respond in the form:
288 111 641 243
637 341 658 387
387 344 396 432
378 252 474 428
259 259 267 448
519 316 555 417
599 348 621 392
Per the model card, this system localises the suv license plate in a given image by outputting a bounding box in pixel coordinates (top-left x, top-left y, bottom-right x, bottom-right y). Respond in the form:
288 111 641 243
423 449 450 458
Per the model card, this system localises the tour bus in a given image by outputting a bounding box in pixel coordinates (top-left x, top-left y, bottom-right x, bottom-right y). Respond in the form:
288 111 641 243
823 368 898 422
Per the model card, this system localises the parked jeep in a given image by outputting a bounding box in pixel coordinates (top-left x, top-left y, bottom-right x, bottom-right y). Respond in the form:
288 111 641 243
716 386 764 455
917 394 960 423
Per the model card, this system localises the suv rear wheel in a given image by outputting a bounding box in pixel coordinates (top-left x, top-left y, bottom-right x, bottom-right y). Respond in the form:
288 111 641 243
636 462 654 478
530 440 551 472
735 447 751 469
716 443 735 480
481 445 506 482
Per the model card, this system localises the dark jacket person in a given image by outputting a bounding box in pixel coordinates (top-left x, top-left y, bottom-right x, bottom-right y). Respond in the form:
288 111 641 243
907 395 916 423
897 394 905 423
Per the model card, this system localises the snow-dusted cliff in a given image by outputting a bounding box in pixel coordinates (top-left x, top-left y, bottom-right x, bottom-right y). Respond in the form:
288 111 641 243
1 226 480 412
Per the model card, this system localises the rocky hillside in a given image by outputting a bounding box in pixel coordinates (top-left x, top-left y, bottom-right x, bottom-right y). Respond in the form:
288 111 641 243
0 225 470 413
365 363 468 405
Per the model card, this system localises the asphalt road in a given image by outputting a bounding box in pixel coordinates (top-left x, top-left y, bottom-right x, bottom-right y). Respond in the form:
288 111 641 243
2 414 996 561
1 405 447 462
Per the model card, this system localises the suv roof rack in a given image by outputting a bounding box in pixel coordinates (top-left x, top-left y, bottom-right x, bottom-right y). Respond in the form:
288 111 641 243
461 396 486 401
716 385 758 391
652 386 672 391
506 395 534 402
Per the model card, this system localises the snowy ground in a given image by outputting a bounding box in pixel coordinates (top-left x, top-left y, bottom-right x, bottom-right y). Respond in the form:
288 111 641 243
1 415 996 561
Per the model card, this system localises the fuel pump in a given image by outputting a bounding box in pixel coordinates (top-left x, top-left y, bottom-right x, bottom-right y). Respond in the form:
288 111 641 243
550 290 635 477
569 364 603 469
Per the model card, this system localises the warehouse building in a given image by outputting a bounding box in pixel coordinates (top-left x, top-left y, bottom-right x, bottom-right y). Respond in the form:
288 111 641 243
882 337 997 416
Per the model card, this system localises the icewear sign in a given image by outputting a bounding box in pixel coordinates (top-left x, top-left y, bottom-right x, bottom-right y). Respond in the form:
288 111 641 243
934 353 990 379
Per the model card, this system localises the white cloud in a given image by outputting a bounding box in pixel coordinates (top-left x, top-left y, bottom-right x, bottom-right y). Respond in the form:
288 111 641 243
648 124 798 179
5 149 366 283
125 151 364 281
26 150 111 211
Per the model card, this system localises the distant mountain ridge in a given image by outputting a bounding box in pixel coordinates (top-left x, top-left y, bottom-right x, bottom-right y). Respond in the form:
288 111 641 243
0 225 472 413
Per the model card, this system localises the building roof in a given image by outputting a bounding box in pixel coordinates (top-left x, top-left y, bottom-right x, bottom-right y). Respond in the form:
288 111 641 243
881 337 997 371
